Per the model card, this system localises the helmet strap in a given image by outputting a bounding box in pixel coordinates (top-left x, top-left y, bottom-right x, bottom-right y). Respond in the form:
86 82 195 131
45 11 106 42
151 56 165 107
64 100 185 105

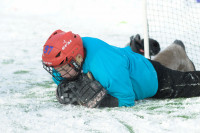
69 59 81 72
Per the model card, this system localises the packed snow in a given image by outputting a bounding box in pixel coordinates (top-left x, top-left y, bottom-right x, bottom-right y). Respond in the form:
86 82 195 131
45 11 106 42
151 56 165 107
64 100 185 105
0 0 200 133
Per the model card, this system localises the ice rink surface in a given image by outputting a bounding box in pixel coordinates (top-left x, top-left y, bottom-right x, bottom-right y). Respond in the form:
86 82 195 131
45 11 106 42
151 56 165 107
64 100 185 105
0 0 200 132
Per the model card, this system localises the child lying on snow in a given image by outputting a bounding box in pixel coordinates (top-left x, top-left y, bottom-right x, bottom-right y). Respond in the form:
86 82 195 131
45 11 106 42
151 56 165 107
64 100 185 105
42 30 199 108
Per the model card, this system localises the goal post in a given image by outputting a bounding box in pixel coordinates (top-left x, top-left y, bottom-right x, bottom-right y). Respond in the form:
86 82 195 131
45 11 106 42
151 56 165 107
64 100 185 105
143 0 150 59
144 0 200 70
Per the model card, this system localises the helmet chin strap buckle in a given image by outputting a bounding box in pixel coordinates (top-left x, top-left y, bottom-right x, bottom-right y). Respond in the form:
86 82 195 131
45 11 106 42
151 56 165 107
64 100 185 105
68 54 83 72
70 59 81 72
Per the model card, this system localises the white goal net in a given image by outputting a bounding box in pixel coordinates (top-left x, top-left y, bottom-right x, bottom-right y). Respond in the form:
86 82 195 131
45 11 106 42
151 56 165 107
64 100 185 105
146 0 200 70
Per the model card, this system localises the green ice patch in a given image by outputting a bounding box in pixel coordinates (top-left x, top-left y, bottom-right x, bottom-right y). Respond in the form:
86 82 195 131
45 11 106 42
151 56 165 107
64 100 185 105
118 120 135 133
14 70 29 74
29 81 54 88
2 59 14 64
120 21 127 24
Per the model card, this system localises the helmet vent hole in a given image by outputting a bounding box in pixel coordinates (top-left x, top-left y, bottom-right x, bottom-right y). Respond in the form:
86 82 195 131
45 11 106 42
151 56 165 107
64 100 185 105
48 32 58 40
74 35 76 38
55 51 61 58
53 32 57 35
66 57 68 62
48 36 52 40
59 60 64 65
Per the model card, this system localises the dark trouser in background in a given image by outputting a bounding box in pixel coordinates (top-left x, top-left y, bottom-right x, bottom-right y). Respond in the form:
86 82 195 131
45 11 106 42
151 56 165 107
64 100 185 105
150 60 200 99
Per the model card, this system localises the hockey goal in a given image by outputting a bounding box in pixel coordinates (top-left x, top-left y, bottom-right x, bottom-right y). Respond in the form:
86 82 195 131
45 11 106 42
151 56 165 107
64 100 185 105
145 0 200 70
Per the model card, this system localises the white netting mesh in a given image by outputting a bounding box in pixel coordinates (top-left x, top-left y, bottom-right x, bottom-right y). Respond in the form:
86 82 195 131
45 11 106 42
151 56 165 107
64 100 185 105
147 0 200 70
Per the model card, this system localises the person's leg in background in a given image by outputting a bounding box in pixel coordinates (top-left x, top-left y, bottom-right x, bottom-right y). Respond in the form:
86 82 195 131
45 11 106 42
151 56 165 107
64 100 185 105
150 60 200 99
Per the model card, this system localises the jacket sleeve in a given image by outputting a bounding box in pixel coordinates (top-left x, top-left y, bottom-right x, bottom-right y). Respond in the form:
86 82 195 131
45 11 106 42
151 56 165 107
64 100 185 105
99 94 119 107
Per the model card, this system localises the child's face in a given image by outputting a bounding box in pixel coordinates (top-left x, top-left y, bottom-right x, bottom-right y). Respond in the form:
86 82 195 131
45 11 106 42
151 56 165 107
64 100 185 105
54 63 78 79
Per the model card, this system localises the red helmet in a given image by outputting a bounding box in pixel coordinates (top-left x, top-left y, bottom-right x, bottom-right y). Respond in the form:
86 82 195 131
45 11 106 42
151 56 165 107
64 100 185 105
42 30 84 82
42 30 84 67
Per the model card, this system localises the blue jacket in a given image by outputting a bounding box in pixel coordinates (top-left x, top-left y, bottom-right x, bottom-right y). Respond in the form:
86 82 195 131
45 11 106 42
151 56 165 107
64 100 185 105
53 37 158 107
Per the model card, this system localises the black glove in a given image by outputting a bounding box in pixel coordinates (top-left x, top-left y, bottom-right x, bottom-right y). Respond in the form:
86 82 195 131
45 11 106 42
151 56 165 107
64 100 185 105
130 34 144 55
56 81 78 105
130 34 160 56
56 72 107 108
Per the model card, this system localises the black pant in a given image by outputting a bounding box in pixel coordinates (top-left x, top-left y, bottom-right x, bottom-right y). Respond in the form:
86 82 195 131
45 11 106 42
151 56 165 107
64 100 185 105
149 60 200 99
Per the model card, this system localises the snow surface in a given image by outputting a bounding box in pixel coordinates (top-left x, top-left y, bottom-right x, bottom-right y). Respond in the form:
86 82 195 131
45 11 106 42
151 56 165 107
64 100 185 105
0 0 200 133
